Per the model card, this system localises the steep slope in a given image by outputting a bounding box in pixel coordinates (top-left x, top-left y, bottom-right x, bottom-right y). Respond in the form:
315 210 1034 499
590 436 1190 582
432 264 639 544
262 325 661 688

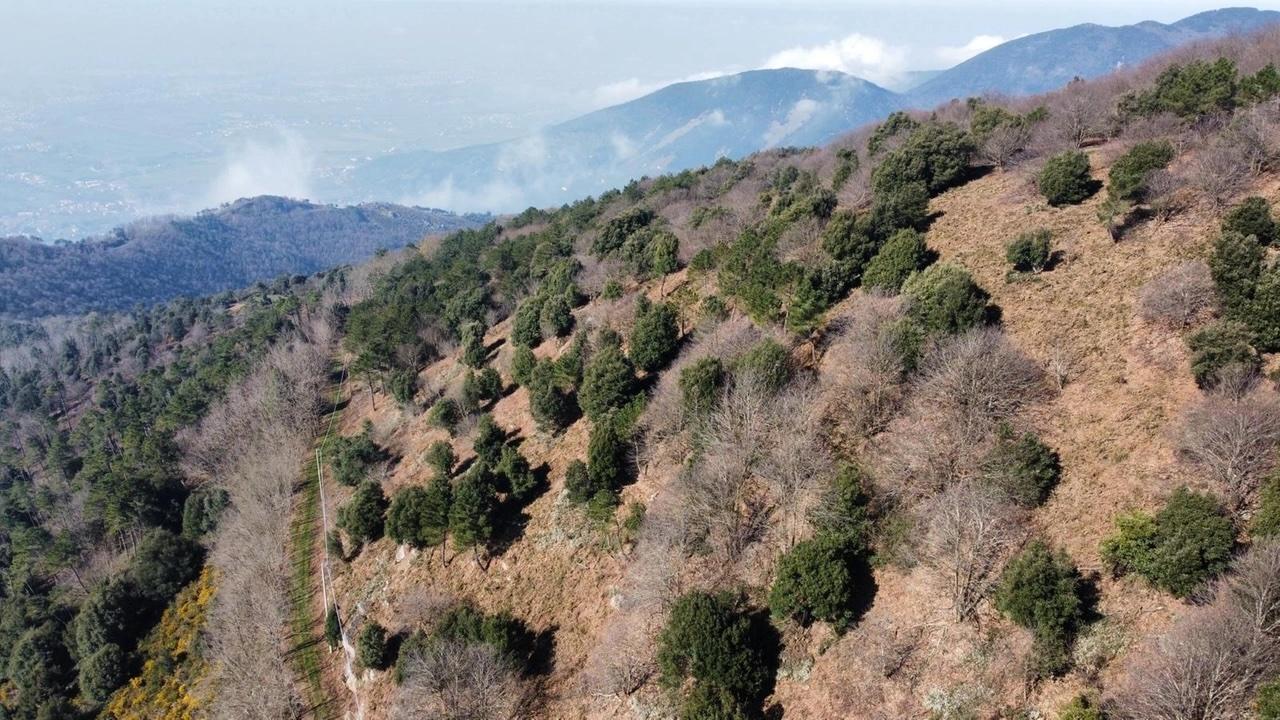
350 68 900 212
0 196 485 317
908 7 1280 104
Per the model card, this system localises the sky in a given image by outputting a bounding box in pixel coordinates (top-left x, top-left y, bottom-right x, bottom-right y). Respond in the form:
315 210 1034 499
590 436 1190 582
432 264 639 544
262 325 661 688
1 0 1277 237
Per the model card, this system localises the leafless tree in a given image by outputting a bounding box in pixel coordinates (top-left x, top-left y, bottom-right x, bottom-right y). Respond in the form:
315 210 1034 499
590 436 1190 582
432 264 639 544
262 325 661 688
1035 79 1112 151
1188 136 1253 210
919 482 1026 622
580 617 656 698
978 122 1032 169
1111 541 1280 720
820 293 911 439
393 639 520 720
1144 169 1191 221
1138 261 1218 330
1177 392 1280 509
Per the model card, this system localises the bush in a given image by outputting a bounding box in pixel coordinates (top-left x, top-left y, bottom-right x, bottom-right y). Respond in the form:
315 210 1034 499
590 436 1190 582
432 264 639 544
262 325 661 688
1255 473 1280 540
448 468 495 553
681 684 749 720
734 338 791 393
863 229 928 292
511 344 537 386
768 534 870 629
512 297 544 348
869 181 930 238
1122 57 1239 118
1100 487 1235 597
472 414 506 467
821 210 880 268
427 397 462 435
630 299 680 373
1038 151 1094 206
339 480 388 546
871 122 974 195
526 359 576 434
1249 266 1280 352
1208 231 1263 318
460 322 487 368
425 440 456 476
78 642 125 703
539 291 574 339
386 486 431 548
325 606 341 650
657 592 772 707
1108 140 1175 202
993 540 1085 676
587 412 628 499
680 357 725 417
130 529 204 607
810 464 873 543
497 445 539 502
1186 319 1261 389
331 423 385 486
420 473 453 547
1005 229 1052 273
902 263 990 336
1058 695 1104 720
181 486 229 539
357 621 390 671
1137 261 1217 329
578 341 636 421
981 425 1061 506
565 460 593 504
462 368 503 411
1223 196 1277 245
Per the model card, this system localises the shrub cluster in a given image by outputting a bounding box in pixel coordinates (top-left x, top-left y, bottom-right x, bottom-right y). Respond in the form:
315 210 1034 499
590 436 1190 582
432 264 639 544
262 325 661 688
1038 151 1094 206
1101 487 1235 597
993 540 1087 677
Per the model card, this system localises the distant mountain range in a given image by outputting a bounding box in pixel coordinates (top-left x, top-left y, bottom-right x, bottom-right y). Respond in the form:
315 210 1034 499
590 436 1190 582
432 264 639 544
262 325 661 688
0 197 486 318
346 7 1280 213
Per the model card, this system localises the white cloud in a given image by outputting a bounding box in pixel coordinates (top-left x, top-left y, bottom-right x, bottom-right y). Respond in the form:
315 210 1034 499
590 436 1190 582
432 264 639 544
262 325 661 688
762 98 822 148
763 33 908 87
656 109 728 150
935 34 1006 65
406 176 529 214
208 129 314 205
592 70 728 107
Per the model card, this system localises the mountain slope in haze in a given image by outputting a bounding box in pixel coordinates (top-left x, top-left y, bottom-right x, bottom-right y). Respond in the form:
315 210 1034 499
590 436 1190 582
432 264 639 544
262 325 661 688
0 196 486 318
348 8 1279 217
349 68 900 211
908 7 1280 104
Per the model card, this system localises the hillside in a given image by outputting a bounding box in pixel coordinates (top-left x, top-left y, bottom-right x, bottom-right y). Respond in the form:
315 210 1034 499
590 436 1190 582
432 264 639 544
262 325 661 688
297 33 1280 720
346 8 1280 214
0 196 485 318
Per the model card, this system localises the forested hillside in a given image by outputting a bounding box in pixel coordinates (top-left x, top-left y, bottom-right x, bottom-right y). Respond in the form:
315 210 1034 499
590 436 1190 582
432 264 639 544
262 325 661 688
0 196 484 318
5 22 1280 720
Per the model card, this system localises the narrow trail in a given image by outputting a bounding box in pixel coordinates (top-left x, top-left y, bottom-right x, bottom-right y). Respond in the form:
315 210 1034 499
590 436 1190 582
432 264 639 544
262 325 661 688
287 366 358 720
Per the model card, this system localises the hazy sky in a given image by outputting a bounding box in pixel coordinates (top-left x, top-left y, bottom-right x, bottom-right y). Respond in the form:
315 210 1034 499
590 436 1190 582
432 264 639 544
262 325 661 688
2 0 1278 237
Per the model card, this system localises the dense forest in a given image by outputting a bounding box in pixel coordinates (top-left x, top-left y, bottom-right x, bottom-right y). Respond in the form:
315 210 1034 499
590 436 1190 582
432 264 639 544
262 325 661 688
0 196 484 318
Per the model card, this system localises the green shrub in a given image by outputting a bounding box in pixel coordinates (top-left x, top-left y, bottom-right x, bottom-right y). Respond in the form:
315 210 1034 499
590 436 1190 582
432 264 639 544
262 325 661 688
462 368 503 411
427 397 462 435
511 344 537 386
863 229 928 292
587 413 628 498
565 459 593 504
449 469 495 553
472 414 506 467
869 181 930 238
357 621 389 671
981 425 1061 507
1186 319 1262 389
512 297 545 348
1253 473 1280 538
331 423 386 486
1259 678 1280 719
181 486 229 539
1121 57 1238 118
681 684 749 720
734 338 790 393
595 207 656 256
432 604 531 666
868 111 919 155
1249 266 1280 352
769 535 869 629
902 263 990 336
631 298 680 372
993 540 1085 676
460 322 488 368
386 368 417 407
701 295 728 322
871 122 975 195
657 592 772 707
1223 196 1277 245
526 359 576 434
386 486 432 548
421 473 453 547
1100 487 1235 597
1108 140 1175 202
680 357 725 417
497 445 539 502
1058 695 1104 720
821 210 880 269
539 292 574 338
810 464 873 543
338 480 388 546
1038 151 1094 206
425 440 456 476
1209 230 1264 318
78 642 124 703
325 605 342 650
578 341 636 421
1005 229 1053 273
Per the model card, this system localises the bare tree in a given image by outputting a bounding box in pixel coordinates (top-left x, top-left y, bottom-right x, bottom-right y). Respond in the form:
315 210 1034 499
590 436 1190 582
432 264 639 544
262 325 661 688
394 639 520 720
1138 261 1218 330
919 482 1026 622
978 122 1032 169
821 293 911 439
1177 392 1280 509
1188 137 1253 210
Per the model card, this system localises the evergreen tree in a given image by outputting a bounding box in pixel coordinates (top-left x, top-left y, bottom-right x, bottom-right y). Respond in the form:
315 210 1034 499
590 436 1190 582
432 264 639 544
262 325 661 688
449 471 495 557
578 340 635 421
630 298 680 373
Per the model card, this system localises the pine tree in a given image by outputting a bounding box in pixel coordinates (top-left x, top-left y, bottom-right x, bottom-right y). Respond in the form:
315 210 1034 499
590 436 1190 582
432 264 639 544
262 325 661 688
578 341 635 421
449 471 495 562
